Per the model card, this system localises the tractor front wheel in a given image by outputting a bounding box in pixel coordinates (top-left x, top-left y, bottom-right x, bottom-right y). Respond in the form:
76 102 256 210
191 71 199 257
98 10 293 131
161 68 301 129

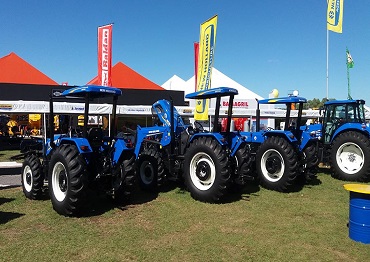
48 144 88 216
21 154 44 199
112 153 136 202
233 143 253 185
256 136 298 192
184 137 230 202
300 142 319 183
331 131 370 181
136 148 165 192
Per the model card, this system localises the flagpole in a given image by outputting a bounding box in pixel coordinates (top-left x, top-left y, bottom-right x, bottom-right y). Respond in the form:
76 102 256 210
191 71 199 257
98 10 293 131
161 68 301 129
346 48 354 100
347 65 351 99
326 29 329 99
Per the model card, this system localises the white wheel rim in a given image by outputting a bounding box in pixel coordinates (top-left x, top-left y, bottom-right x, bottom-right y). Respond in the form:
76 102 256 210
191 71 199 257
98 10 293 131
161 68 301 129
336 142 364 174
23 165 32 192
140 160 154 185
52 162 68 202
260 149 285 182
189 152 215 191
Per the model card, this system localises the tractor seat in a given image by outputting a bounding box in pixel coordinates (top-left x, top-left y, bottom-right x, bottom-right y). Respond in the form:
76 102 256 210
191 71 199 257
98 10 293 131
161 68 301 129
88 127 104 148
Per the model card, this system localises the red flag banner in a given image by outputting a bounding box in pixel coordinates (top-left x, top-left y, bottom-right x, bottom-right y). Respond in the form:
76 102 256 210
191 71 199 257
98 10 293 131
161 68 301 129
98 24 113 86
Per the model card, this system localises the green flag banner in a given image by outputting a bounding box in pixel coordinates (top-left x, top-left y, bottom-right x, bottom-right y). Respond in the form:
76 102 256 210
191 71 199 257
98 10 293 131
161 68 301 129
346 48 354 68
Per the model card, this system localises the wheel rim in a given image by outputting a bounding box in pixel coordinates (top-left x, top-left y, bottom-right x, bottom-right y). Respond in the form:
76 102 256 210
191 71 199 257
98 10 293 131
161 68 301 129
140 160 154 185
260 149 285 182
22 165 33 192
52 162 68 202
336 142 364 174
189 152 215 190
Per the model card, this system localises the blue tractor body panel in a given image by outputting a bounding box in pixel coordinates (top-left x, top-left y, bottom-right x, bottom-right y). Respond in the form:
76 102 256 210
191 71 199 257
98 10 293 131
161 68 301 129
257 96 307 104
185 87 238 99
61 85 122 97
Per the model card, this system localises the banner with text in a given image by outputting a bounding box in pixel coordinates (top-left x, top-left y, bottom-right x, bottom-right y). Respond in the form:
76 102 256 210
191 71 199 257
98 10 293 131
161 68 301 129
327 0 343 33
194 15 217 121
98 24 113 86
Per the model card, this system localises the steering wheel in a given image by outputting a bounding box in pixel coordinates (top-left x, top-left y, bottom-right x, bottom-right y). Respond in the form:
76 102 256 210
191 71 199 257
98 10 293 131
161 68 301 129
71 128 83 137
122 126 136 135
193 121 204 132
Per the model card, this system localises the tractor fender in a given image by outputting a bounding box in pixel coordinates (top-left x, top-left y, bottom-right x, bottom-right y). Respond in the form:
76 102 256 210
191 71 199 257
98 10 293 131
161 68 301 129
57 137 93 154
330 123 370 143
299 129 319 151
134 125 169 156
229 133 252 157
112 139 134 164
188 132 227 146
250 130 298 143
265 130 298 143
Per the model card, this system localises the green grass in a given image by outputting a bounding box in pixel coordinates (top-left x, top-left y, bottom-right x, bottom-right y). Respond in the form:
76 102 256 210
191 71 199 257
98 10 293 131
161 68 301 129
0 150 21 162
1 173 369 262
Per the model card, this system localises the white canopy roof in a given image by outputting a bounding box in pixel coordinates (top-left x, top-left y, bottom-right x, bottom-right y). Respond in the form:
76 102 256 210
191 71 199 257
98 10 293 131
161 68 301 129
162 68 263 110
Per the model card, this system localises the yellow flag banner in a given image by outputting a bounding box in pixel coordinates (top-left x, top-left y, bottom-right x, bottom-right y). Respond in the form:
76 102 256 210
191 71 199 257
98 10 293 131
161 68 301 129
327 0 344 33
194 15 217 121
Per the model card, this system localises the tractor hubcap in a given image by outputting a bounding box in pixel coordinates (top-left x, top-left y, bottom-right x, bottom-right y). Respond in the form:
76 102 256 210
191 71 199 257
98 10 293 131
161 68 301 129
196 161 211 181
59 171 67 192
266 156 282 174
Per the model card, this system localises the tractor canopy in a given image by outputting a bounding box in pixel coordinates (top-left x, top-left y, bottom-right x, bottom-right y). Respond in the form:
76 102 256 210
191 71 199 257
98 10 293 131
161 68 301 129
61 85 122 98
257 96 307 104
324 99 365 106
185 87 238 99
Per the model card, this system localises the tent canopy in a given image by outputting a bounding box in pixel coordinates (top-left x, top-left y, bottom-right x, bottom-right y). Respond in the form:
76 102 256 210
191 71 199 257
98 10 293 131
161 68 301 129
87 62 164 90
0 52 58 85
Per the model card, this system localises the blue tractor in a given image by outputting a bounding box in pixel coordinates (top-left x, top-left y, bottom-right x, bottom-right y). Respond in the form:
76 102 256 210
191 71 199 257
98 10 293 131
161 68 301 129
133 87 252 202
312 99 370 181
250 96 320 192
21 85 136 216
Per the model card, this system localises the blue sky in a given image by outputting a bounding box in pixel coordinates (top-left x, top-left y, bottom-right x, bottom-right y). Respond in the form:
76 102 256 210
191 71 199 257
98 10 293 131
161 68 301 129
1 1 370 102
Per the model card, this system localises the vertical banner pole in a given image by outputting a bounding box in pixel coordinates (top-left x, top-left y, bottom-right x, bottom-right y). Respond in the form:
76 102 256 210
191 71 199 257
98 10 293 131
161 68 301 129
97 24 113 87
194 15 218 121
326 30 329 99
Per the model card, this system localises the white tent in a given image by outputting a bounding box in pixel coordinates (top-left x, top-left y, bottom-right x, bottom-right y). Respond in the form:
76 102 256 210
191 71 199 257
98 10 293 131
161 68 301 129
162 68 264 110
161 75 187 91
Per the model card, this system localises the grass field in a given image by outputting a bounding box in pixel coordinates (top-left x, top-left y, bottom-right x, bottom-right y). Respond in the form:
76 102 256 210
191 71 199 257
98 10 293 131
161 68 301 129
0 150 21 162
1 172 369 262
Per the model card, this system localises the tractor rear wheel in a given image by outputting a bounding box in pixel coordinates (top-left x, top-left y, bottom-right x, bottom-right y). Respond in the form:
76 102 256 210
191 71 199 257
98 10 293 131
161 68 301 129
330 131 370 181
48 144 88 216
256 136 298 192
21 154 44 199
136 148 165 191
184 137 230 202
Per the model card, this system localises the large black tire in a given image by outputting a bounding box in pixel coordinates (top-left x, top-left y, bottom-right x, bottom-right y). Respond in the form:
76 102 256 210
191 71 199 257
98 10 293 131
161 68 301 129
112 153 136 202
330 131 370 181
136 148 165 192
256 136 298 192
300 142 319 183
21 154 44 199
233 143 253 185
183 137 230 203
48 144 88 216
